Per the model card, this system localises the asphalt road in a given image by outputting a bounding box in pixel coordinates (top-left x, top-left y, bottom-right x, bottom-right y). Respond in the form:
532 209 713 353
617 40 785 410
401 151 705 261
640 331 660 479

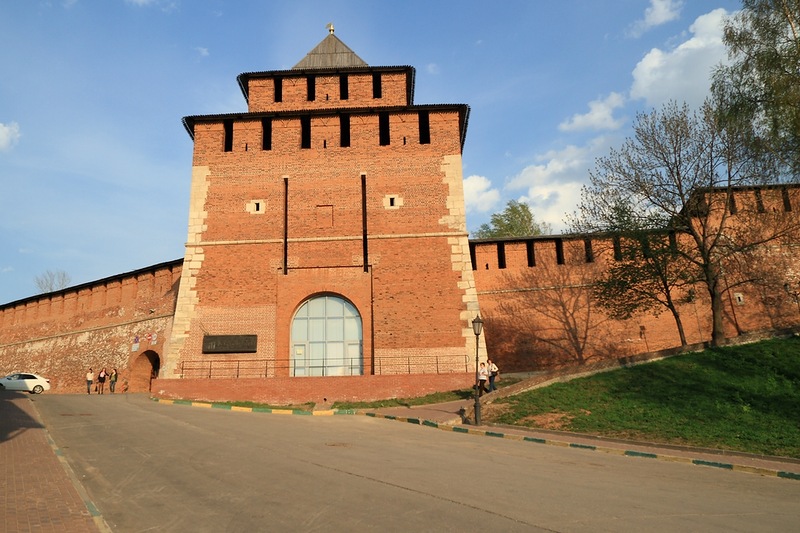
31 394 800 532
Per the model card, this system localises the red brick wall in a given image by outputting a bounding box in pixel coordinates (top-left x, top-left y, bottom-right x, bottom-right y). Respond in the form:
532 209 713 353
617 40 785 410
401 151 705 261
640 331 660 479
167 64 474 384
472 187 800 373
153 372 473 405
0 262 182 392
246 71 411 113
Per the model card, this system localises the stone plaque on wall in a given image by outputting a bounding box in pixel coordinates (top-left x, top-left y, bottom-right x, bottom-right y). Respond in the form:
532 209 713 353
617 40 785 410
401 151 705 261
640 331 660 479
202 335 257 354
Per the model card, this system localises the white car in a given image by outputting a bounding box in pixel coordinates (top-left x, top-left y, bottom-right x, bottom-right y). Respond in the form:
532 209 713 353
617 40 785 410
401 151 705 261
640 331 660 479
0 372 51 394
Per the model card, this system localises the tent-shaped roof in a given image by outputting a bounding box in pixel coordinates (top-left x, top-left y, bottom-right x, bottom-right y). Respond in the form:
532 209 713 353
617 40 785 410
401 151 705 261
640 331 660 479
293 24 367 69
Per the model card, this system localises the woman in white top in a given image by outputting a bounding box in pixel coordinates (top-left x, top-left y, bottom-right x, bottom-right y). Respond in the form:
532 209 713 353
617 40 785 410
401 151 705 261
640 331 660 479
478 362 490 396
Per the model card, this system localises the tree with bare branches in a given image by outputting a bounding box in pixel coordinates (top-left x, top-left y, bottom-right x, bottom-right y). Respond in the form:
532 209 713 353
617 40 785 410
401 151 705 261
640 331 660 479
573 100 799 346
35 270 72 293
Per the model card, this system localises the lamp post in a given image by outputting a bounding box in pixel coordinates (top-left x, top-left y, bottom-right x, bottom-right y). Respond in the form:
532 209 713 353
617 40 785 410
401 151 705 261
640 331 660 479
472 315 484 426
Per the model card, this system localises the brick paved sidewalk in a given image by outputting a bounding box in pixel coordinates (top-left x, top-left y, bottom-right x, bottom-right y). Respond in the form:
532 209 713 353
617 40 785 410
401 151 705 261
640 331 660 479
0 393 103 533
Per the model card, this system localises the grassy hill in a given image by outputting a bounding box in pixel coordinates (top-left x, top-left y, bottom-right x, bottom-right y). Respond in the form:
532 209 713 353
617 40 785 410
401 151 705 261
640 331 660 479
485 337 800 458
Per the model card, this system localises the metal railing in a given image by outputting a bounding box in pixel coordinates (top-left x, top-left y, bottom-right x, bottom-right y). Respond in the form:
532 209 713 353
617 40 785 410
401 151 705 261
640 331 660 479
179 355 471 379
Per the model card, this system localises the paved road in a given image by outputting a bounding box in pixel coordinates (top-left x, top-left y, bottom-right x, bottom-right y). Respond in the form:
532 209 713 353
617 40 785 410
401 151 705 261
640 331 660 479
31 394 800 532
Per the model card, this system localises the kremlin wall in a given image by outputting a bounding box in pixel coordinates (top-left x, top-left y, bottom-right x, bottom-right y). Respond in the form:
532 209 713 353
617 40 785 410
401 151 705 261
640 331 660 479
2 31 799 404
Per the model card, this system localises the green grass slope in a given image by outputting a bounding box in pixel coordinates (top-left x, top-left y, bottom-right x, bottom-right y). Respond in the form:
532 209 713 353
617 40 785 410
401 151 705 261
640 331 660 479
487 337 800 458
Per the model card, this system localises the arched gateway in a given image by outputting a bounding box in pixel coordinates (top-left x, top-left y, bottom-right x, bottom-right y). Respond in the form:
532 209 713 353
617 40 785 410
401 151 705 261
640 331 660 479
129 350 161 392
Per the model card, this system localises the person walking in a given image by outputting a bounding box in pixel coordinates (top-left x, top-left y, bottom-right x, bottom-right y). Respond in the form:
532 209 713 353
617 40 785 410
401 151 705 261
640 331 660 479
478 362 490 396
85 368 94 394
109 368 118 394
97 368 107 394
488 359 500 392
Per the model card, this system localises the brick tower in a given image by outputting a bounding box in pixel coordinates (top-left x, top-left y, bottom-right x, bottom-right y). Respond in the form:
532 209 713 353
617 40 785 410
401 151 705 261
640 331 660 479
161 27 483 395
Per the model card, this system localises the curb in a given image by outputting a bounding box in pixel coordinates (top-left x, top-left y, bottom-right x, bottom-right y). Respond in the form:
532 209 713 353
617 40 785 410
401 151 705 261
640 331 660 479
151 397 353 416
150 398 800 481
30 401 112 533
362 411 800 481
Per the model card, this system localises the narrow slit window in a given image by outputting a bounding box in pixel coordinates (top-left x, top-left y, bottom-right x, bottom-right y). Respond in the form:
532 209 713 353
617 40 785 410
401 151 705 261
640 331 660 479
469 242 477 271
418 111 430 144
526 240 535 267
783 186 792 212
223 119 233 152
340 114 350 147
497 242 506 269
307 76 316 101
339 75 349 100
261 118 272 151
555 239 565 265
641 236 652 258
300 115 311 149
372 73 382 99
274 77 283 103
755 189 765 213
584 239 594 263
379 113 390 146
728 192 738 214
613 236 622 261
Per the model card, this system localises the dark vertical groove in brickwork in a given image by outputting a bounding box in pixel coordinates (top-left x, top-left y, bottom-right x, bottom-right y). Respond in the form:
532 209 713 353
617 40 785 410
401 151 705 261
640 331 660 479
361 174 369 272
283 177 289 275
369 266 375 375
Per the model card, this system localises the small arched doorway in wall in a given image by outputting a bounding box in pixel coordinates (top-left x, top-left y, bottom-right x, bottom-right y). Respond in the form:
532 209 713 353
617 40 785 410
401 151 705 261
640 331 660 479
291 294 363 376
128 350 161 392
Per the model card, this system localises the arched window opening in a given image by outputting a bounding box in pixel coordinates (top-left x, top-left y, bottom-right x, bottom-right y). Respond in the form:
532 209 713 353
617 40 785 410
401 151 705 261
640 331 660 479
291 295 363 377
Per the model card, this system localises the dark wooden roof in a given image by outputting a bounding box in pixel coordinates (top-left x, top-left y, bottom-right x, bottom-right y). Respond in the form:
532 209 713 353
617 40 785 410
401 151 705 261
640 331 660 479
292 31 368 69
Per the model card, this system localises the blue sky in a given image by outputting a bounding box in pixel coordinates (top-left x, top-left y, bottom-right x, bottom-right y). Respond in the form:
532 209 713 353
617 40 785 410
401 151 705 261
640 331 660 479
0 0 742 304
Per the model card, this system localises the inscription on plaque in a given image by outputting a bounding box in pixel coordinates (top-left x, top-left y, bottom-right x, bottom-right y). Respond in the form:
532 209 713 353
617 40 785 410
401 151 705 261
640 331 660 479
202 335 258 354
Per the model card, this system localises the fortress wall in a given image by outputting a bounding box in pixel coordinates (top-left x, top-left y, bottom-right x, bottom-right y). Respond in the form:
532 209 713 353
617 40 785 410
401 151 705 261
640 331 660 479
0 262 182 392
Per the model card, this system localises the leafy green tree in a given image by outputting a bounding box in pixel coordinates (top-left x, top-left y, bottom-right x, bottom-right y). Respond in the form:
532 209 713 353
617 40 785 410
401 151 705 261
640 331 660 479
573 100 796 347
592 225 696 347
472 200 552 239
713 0 800 176
579 197 696 345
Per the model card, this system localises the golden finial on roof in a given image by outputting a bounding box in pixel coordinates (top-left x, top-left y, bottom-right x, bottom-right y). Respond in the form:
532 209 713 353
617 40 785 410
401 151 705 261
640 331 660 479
326 23 334 34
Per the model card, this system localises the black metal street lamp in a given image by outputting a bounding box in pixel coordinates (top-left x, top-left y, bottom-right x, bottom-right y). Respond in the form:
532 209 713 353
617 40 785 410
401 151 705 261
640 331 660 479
472 315 484 426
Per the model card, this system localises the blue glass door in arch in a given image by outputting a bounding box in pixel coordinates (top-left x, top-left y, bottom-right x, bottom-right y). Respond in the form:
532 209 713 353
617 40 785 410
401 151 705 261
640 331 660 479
291 295 363 376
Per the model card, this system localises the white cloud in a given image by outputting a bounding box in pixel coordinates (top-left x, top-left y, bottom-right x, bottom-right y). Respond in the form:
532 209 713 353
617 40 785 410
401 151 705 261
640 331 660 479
463 174 500 214
630 8 731 108
195 47 210 58
559 92 626 132
0 122 21 151
426 63 440 75
628 0 684 38
506 138 615 232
